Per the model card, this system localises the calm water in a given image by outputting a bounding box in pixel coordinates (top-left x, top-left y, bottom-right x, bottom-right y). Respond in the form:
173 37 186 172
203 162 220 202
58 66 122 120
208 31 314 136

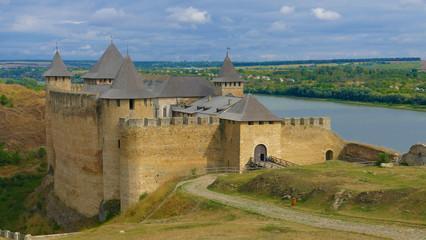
256 95 426 153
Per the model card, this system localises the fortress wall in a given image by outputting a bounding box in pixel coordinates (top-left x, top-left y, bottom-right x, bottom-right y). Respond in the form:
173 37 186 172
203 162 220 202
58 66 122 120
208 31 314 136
119 116 224 210
222 120 241 168
49 90 103 216
239 121 282 171
101 98 155 201
280 117 346 165
45 77 72 171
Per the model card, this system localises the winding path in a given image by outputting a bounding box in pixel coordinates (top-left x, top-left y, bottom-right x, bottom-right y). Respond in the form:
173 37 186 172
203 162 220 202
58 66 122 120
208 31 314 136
182 175 426 240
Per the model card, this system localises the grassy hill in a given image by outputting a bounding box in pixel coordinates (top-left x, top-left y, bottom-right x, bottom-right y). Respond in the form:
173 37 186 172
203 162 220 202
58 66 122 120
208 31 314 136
0 84 45 150
58 161 424 239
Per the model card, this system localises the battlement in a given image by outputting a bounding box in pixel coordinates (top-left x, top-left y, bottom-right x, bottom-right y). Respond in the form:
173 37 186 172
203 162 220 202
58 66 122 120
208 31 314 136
120 116 220 128
281 117 331 129
50 90 100 113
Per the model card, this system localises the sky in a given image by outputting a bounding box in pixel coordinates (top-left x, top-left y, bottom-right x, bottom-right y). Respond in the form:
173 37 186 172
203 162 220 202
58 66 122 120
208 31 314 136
0 0 425 61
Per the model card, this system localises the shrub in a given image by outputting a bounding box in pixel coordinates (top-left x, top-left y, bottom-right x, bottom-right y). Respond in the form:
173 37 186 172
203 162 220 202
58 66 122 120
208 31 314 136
139 192 148 201
375 152 391 166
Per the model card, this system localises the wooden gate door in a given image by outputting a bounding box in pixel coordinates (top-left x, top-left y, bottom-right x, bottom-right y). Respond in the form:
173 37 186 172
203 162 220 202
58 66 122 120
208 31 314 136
254 144 267 162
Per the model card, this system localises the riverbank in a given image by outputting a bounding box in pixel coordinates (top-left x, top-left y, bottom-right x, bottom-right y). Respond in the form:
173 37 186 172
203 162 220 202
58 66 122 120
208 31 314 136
254 94 426 112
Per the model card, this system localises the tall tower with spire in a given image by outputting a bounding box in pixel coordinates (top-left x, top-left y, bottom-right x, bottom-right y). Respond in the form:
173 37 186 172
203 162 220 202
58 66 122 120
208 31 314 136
43 48 73 97
43 48 73 172
211 52 246 98
82 42 124 85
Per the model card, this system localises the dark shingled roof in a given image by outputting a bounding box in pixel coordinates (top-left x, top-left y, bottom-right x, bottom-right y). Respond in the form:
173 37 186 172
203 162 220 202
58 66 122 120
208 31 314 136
43 50 72 77
82 42 124 79
154 76 214 98
219 94 281 122
211 54 246 83
100 54 152 99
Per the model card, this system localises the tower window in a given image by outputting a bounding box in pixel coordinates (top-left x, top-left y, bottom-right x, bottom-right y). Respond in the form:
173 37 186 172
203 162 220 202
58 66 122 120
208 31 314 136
248 121 254 125
117 99 120 107
144 99 147 107
225 83 227 87
259 121 264 125
238 82 241 86
234 82 236 86
55 77 57 81
163 106 167 117
129 99 134 110
118 140 121 148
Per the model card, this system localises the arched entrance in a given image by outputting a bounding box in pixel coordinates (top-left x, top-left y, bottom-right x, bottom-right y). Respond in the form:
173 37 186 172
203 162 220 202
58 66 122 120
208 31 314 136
254 144 267 162
326 150 334 160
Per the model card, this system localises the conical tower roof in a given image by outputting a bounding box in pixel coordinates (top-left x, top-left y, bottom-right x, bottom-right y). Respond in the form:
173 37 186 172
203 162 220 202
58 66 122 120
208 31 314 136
82 42 124 79
101 54 151 99
219 94 281 122
43 50 72 77
211 53 246 83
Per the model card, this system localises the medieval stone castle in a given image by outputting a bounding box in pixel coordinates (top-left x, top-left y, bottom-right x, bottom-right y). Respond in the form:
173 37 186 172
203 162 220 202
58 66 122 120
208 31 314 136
43 43 346 216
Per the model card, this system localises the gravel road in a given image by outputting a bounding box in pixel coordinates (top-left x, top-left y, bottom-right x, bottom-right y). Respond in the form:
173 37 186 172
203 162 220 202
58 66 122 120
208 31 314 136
182 175 426 240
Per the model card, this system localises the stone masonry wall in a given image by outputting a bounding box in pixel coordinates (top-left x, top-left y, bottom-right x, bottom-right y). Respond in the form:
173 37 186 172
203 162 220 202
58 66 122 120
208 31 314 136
101 98 155 201
119 116 223 210
49 90 103 216
239 121 282 171
280 117 346 165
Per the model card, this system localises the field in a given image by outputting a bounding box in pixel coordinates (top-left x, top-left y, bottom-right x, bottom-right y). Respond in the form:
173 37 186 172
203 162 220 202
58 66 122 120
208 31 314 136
0 84 45 149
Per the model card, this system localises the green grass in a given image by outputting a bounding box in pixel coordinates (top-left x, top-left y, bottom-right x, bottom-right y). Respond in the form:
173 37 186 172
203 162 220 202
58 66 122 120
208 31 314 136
0 173 45 230
210 161 426 225
361 62 423 70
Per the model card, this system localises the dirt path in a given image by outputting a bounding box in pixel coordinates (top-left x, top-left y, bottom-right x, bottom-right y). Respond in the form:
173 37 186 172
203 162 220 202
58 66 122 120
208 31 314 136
182 175 426 240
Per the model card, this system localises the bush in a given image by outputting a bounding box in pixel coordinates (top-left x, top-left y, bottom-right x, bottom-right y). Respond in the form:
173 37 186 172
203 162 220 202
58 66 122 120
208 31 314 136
375 152 391 166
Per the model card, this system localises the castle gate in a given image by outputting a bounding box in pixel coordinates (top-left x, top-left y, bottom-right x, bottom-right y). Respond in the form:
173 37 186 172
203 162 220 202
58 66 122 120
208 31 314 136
254 144 267 162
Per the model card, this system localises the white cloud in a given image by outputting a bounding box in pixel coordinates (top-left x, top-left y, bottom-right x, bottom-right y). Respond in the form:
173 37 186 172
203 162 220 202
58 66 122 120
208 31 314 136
90 8 126 26
221 16 233 23
311 8 341 21
62 20 86 25
268 21 286 32
79 45 92 50
12 15 40 32
280 5 295 14
166 7 211 25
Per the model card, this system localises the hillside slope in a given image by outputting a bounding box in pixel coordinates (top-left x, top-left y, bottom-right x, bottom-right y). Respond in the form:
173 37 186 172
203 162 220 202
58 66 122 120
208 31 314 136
0 84 45 149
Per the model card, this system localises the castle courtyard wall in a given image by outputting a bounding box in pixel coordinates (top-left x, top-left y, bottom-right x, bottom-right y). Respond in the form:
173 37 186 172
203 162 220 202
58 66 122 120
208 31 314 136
49 90 103 216
280 117 346 165
119 116 224 210
101 98 155 201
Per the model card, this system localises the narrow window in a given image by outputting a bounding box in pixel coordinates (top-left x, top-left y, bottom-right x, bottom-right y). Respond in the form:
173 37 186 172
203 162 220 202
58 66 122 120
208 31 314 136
144 99 147 107
163 106 167 117
238 82 241 86
248 121 254 125
118 140 121 148
55 77 57 81
129 99 134 110
269 121 274 125
109 79 112 83
234 82 236 86
225 83 227 87
259 121 264 125
117 99 120 107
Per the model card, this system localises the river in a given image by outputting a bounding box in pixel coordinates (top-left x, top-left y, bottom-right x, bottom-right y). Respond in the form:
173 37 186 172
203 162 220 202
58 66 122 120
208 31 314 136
255 95 426 153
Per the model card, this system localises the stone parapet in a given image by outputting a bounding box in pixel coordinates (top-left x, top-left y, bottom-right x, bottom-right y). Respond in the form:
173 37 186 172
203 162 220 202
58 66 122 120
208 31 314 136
50 90 100 113
281 117 331 129
120 116 220 128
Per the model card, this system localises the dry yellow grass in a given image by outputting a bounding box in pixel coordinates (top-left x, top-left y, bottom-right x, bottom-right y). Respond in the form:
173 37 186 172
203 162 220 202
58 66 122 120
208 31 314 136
0 84 45 149
62 191 384 240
